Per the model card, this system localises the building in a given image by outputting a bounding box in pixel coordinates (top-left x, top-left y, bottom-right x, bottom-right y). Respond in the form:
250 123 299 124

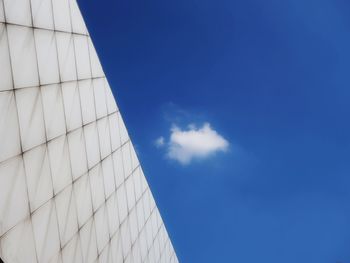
0 0 177 262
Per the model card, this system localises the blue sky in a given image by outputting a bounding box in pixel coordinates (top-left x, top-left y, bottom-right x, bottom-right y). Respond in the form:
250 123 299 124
79 0 350 262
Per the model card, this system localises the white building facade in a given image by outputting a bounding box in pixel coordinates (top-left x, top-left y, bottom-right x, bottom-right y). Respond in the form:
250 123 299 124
0 0 178 262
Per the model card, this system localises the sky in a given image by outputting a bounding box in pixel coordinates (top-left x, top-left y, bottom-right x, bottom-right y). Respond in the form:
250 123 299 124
78 0 350 262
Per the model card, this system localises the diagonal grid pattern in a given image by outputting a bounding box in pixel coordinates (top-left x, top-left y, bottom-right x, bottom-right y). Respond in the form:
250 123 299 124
0 0 178 262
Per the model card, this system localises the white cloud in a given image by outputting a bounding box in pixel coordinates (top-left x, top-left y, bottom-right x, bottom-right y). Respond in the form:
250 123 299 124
155 136 165 147
159 123 229 165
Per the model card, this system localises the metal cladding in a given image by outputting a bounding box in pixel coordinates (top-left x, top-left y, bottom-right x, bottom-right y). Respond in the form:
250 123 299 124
0 0 177 262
